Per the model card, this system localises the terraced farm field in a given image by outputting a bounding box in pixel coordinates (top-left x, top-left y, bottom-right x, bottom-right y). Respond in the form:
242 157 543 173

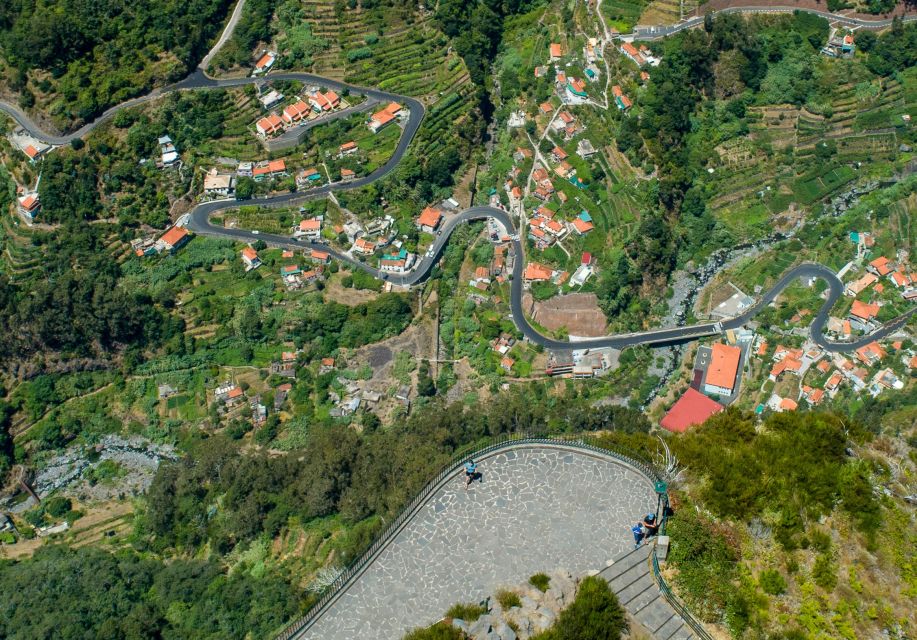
600 0 651 31
299 1 471 101
638 0 697 25
701 69 914 240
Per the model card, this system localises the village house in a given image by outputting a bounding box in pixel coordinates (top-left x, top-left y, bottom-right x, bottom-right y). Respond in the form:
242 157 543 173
259 90 284 109
256 113 284 137
253 51 276 75
156 226 190 253
501 356 515 373
339 141 358 157
704 343 742 396
845 272 877 296
311 248 331 264
298 218 322 240
523 262 554 284
319 357 335 374
868 255 893 276
297 167 322 187
203 168 235 197
22 142 50 163
309 90 341 112
417 206 443 233
539 102 553 115
369 102 404 133
252 159 287 181
576 139 596 158
620 42 646 66
158 135 179 168
551 146 568 163
849 299 880 323
237 162 253 177
570 211 594 235
339 168 356 182
353 237 376 255
855 341 885 366
380 247 415 273
17 192 40 224
549 42 563 61
282 100 311 125
241 246 261 271
565 78 588 102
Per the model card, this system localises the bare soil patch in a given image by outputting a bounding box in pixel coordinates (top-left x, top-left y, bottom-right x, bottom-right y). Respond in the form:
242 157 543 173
524 292 609 337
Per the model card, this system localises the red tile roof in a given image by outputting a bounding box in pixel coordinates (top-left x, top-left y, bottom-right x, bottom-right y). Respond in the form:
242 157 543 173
524 262 553 281
660 388 724 433
850 299 879 321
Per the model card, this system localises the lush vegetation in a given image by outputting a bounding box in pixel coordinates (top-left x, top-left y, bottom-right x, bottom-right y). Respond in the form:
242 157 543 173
665 410 906 637
0 0 233 127
0 545 299 639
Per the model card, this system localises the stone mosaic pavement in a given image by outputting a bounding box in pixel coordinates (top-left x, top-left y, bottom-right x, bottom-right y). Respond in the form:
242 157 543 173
298 445 656 639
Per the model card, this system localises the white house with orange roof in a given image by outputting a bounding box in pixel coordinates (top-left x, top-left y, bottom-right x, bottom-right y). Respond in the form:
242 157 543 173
297 218 322 240
282 100 311 125
253 51 276 75
17 192 40 224
416 206 443 234
353 237 376 255
241 246 261 271
252 159 287 181
256 113 284 137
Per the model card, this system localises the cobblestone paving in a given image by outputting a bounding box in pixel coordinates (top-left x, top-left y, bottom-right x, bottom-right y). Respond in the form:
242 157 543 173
300 445 656 639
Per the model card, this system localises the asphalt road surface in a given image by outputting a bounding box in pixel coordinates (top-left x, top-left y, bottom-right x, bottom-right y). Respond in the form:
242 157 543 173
189 201 915 353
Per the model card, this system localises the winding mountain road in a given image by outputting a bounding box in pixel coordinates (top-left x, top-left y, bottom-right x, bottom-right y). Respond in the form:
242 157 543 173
0 3 913 356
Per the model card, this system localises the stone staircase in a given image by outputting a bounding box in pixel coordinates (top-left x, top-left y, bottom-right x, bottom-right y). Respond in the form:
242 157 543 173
599 544 698 640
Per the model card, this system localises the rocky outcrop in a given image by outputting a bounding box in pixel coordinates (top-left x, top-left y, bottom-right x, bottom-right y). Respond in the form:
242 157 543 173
450 568 578 640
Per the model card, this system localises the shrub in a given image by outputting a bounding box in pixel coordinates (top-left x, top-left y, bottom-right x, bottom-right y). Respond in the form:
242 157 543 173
403 623 463 640
44 496 73 518
759 569 787 596
495 589 521 609
534 576 626 640
813 554 837 591
445 602 487 622
529 573 551 592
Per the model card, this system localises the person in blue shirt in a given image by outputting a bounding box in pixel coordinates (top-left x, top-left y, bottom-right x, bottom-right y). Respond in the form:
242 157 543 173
464 460 478 488
632 523 645 549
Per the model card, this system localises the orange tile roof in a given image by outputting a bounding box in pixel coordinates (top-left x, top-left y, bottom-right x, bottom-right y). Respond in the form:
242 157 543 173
241 247 258 260
255 53 273 69
559 111 574 123
311 249 330 261
850 299 879 321
571 217 593 233
539 102 553 114
809 389 824 404
816 360 831 373
706 343 741 391
20 194 38 210
524 262 553 281
612 85 623 97
869 256 891 275
160 226 188 247
321 357 335 367
341 168 355 177
340 141 357 152
417 206 442 229
779 398 798 411
300 219 321 231
24 145 39 159
475 266 490 279
370 109 395 127
549 43 563 58
756 340 768 356
825 372 843 389
227 386 243 399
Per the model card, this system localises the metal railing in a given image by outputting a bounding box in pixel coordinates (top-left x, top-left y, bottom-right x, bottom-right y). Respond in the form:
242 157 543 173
274 431 664 639
650 548 714 640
